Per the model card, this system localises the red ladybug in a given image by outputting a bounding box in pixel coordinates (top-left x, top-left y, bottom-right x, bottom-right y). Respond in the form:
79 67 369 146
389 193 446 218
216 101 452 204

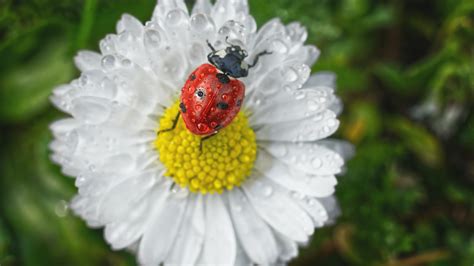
159 38 270 147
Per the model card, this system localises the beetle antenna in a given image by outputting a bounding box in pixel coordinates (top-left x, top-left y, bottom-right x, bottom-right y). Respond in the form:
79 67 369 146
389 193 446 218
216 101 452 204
206 39 216 52
248 50 272 69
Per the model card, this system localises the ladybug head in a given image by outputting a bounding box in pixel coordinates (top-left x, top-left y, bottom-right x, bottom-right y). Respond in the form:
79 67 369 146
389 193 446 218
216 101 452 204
206 37 271 79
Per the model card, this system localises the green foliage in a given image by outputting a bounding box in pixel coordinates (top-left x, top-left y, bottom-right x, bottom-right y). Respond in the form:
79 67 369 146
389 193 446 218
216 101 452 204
0 0 473 265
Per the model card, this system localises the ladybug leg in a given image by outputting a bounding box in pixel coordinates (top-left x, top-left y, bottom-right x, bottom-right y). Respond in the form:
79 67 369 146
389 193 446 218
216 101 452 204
199 131 218 152
225 36 232 45
157 111 180 135
206 39 216 52
248 50 272 69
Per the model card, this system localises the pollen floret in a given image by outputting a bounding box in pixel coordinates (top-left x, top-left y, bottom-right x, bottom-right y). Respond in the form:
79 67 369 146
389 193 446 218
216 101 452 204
154 101 257 194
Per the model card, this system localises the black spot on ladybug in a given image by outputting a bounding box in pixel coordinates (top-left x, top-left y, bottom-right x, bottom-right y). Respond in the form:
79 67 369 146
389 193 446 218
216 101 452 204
190 73 196 80
197 90 204 97
179 102 187 113
216 73 230 84
216 102 229 110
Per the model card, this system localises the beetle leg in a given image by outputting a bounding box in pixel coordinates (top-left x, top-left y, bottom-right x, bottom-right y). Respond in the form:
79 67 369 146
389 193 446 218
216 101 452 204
200 131 218 152
225 36 232 45
248 50 272 69
206 39 216 52
157 112 180 135
170 182 177 192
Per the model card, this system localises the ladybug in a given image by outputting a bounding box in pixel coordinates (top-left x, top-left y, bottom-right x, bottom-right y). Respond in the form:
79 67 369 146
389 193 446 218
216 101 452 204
159 37 271 149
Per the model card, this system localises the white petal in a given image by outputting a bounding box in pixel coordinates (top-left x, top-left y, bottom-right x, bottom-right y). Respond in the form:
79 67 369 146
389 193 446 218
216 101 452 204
211 0 249 28
318 195 341 225
198 196 236 265
260 141 344 175
243 176 313 242
153 0 189 21
104 196 151 250
74 51 101 71
192 0 212 15
249 86 336 125
255 149 338 197
166 195 205 265
289 192 329 227
116 14 144 37
307 72 336 88
139 185 188 265
98 171 156 223
234 243 253 266
273 231 298 262
227 189 278 265
317 139 355 160
329 96 343 115
256 109 339 142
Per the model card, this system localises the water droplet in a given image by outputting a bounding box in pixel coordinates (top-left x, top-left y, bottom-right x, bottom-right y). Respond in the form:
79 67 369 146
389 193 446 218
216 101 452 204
76 175 86 186
166 9 186 26
55 200 69 217
312 158 322 169
313 114 323 121
263 186 273 196
195 104 202 111
307 198 316 206
307 100 319 111
101 55 116 70
218 26 230 35
121 59 132 67
197 123 208 132
294 91 306 100
283 68 298 82
327 119 337 127
190 13 211 32
145 29 161 47
88 164 96 172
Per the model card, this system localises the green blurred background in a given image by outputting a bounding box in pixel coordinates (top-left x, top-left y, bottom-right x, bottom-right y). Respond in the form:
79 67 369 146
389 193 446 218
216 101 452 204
0 0 473 265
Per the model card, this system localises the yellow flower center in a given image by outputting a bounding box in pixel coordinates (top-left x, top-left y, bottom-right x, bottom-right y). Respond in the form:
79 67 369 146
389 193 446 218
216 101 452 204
154 101 257 194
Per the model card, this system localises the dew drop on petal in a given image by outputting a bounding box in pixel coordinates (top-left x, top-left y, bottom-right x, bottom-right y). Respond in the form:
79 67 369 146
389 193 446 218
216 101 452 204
218 26 230 35
283 68 298 82
166 9 187 26
55 200 69 217
145 29 161 47
121 58 132 67
101 55 116 70
307 99 319 111
307 198 316 206
263 185 273 197
190 13 210 32
327 119 337 127
312 158 322 169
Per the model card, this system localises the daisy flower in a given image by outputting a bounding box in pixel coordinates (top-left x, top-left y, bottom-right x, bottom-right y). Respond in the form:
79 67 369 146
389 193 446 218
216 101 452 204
50 0 352 265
